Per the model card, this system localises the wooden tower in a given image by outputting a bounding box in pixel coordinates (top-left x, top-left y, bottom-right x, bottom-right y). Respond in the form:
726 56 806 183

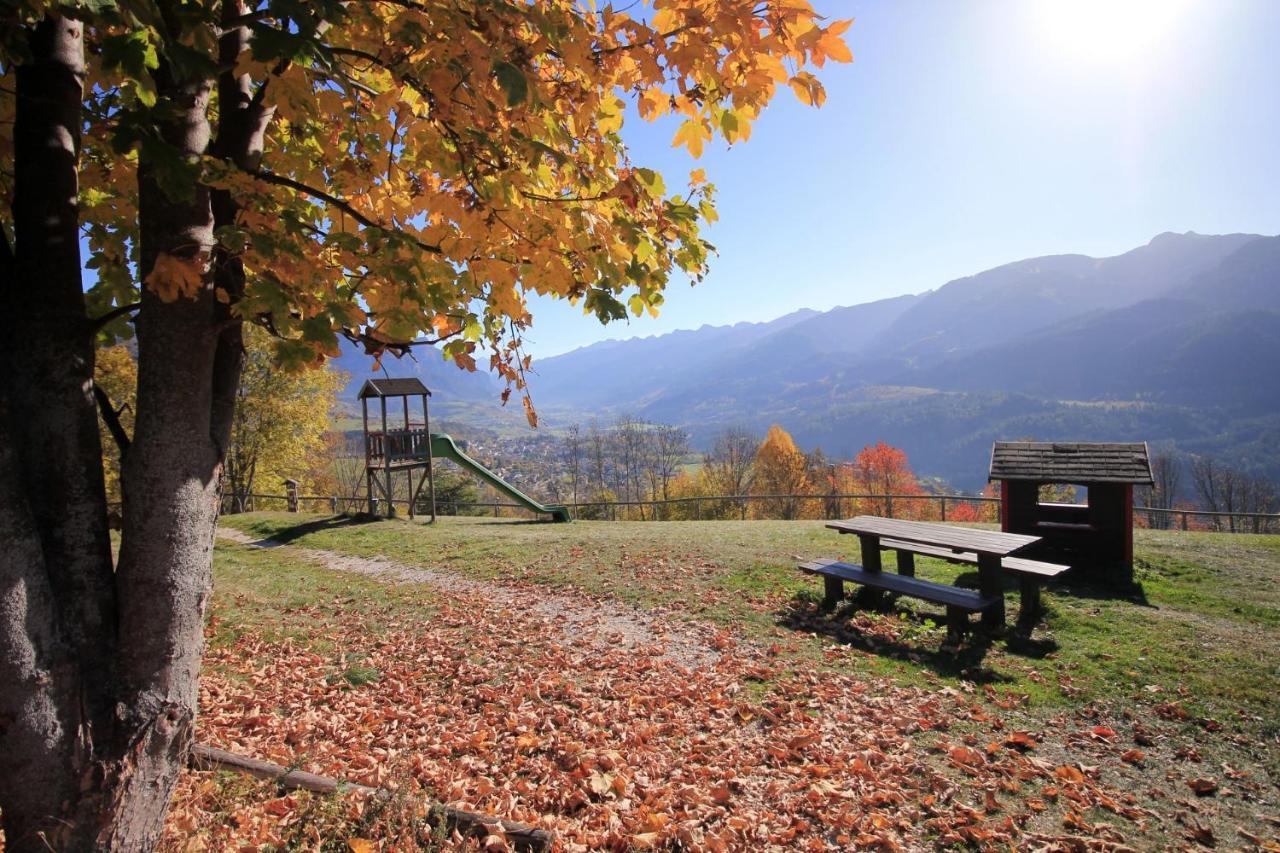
358 377 436 521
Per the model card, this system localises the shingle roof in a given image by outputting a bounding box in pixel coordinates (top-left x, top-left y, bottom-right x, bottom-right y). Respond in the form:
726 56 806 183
357 377 431 399
988 442 1153 485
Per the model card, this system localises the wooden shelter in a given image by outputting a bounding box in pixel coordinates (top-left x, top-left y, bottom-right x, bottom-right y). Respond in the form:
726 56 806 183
989 442 1153 568
359 377 435 520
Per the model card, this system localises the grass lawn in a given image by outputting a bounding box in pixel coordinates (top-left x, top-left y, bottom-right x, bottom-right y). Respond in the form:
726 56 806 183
184 513 1280 850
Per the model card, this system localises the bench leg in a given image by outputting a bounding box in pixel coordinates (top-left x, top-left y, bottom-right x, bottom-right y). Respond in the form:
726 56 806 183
945 606 966 645
977 553 1005 631
823 576 844 610
1016 577 1041 632
896 551 915 578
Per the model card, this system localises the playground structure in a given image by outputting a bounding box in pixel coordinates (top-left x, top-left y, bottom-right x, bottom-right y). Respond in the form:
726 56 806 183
989 441 1152 570
359 377 570 523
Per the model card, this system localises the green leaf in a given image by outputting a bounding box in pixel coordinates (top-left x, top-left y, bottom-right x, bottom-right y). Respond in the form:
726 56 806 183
635 168 665 195
492 61 528 107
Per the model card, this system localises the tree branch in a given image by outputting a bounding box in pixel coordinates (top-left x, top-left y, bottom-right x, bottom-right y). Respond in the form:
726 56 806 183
245 169 443 255
92 383 131 455
85 301 140 334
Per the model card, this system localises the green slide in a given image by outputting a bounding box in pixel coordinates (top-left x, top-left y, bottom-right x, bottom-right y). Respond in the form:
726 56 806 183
429 433 571 522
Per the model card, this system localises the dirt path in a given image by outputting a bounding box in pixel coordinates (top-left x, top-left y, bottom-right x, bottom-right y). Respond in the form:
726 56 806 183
216 527 722 669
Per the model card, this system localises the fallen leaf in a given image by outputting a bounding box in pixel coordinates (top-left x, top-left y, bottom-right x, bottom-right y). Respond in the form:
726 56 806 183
1121 749 1146 764
1188 777 1219 796
1054 765 1085 785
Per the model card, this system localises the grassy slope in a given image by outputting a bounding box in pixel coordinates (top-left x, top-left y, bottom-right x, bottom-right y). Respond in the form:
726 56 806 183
219 514 1280 745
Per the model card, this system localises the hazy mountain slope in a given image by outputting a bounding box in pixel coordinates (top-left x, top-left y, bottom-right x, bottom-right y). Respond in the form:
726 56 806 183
528 308 820 408
1176 233 1280 310
909 298 1280 412
332 340 499 404
863 231 1262 360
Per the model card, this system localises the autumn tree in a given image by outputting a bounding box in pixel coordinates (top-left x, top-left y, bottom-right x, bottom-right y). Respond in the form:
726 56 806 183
752 424 810 519
853 441 924 518
0 1 850 846
223 326 344 511
94 344 138 505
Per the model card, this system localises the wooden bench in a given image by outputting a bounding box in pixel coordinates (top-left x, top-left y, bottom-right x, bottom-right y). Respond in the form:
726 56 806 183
798 558 1002 643
878 538 1070 628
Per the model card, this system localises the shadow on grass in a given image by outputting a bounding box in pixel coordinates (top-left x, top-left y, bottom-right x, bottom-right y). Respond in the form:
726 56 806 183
947 567 1154 610
239 513 378 546
775 592 1023 685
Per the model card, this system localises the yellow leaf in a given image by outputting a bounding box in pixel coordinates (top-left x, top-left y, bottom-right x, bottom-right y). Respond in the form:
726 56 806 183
672 119 710 158
689 168 706 185
348 839 374 853
144 251 207 302
788 73 826 107
522 395 538 428
638 87 668 121
599 96 624 134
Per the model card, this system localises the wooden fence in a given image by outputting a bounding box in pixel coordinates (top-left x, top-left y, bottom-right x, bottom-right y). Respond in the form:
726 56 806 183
220 491 1280 534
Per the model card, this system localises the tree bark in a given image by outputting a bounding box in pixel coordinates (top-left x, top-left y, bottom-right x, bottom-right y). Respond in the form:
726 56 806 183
0 15 123 851
96 23 231 840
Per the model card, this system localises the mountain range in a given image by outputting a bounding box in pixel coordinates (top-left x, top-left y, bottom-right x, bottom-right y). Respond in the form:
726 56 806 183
332 231 1279 489
524 231 1280 488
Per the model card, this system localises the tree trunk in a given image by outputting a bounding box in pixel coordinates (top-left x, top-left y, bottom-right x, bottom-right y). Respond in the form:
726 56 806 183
100 25 239 841
0 7 248 848
0 15 124 851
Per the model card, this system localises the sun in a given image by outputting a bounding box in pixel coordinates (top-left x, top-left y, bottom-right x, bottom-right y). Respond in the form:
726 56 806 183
1031 0 1194 73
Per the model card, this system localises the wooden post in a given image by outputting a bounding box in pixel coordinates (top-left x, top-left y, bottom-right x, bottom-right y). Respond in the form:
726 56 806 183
362 397 373 515
1181 510 1188 531
857 533 884 609
284 479 299 513
977 552 1005 630
823 575 843 610
1016 576 1040 633
895 550 915 577
939 495 947 522
329 496 338 513
423 393 435 523
380 396 392 518
1123 483 1134 568
999 481 1010 531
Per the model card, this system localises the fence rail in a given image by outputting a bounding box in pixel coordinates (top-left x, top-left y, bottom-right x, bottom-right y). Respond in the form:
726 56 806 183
219 491 1280 534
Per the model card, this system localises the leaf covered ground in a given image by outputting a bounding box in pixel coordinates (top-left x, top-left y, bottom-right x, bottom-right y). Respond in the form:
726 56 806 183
161 515 1279 850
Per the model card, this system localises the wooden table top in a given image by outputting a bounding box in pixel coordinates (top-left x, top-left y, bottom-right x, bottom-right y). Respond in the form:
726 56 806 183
826 515 1040 557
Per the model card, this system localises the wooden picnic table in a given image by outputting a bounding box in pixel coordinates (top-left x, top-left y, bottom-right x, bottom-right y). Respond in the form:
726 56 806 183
826 516 1043 630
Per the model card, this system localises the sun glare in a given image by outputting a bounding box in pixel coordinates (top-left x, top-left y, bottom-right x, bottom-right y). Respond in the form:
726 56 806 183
1032 0 1194 73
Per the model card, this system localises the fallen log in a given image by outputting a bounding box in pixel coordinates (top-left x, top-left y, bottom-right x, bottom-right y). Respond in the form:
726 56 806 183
190 743 554 851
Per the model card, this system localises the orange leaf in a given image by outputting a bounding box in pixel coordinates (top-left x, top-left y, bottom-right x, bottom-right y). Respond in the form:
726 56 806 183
1054 765 1085 784
949 746 986 767
1121 748 1145 764
1005 731 1038 751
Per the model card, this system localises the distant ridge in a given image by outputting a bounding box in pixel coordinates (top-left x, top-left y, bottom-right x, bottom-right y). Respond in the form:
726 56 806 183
524 231 1279 488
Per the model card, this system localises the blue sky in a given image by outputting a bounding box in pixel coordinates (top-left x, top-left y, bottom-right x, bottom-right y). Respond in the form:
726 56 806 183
522 0 1280 357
